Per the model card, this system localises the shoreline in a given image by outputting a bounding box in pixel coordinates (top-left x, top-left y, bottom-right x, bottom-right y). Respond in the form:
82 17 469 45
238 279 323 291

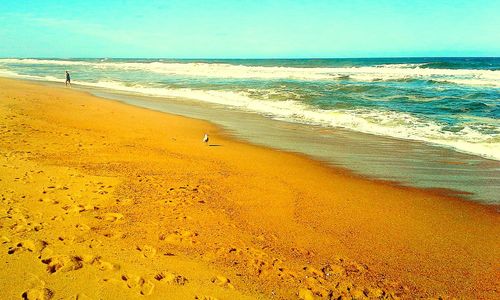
78 91 500 211
27 77 499 208
1 77 499 299
37 78 500 206
2 70 499 204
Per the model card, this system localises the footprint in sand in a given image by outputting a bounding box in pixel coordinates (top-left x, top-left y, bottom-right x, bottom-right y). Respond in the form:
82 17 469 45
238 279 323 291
121 274 155 296
38 247 54 260
10 223 29 234
94 188 109 195
8 239 48 255
304 266 330 278
51 215 64 222
298 261 378 299
319 264 346 277
62 204 96 214
163 185 205 206
214 246 306 283
136 245 156 258
83 255 120 271
162 230 198 245
20 274 52 299
75 223 90 231
41 255 84 273
29 222 44 232
154 272 188 285
22 287 54 300
10 219 47 233
38 197 59 205
216 246 274 278
1 235 11 244
103 212 124 222
211 275 234 289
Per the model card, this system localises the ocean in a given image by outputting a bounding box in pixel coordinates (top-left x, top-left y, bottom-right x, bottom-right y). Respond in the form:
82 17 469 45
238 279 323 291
1 57 499 203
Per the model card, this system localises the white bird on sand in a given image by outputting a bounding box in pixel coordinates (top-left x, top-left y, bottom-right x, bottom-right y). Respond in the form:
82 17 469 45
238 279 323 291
203 133 209 144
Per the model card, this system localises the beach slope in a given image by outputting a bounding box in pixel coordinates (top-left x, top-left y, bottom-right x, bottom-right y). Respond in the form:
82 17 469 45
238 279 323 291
0 78 498 299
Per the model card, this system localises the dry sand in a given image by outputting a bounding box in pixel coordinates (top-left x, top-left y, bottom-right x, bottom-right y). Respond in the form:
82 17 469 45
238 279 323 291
0 78 498 299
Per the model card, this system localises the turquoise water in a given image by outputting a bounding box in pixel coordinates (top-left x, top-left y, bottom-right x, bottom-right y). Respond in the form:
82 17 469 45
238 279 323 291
1 57 499 160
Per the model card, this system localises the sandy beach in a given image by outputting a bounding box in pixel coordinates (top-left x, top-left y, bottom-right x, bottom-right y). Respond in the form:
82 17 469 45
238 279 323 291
0 77 498 299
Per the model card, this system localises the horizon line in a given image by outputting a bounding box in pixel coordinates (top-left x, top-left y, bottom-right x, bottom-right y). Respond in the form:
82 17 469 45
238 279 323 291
1 56 500 60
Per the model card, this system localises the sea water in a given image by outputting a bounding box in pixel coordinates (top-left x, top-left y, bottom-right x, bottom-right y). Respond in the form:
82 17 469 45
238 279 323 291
1 57 499 203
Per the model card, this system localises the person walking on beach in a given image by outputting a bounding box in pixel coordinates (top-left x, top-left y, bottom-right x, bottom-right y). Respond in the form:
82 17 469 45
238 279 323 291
65 71 71 87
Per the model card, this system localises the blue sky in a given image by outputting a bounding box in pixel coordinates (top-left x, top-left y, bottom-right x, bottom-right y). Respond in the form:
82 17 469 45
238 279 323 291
0 0 499 58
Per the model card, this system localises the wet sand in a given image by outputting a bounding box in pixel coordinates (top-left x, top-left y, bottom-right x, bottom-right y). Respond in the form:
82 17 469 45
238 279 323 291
0 77 498 299
87 89 500 205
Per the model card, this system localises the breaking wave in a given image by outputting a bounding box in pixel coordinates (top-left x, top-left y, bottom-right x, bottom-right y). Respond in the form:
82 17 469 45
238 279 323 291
1 58 499 87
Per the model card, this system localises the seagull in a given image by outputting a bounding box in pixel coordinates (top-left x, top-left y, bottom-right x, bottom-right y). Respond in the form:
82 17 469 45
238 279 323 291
203 133 209 144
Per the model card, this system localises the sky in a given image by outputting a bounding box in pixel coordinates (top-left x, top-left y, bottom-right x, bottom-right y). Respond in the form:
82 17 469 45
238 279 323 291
0 0 499 58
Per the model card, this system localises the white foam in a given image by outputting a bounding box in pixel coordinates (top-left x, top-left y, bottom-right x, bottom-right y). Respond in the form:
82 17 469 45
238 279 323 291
0 69 60 81
0 58 92 66
1 58 499 87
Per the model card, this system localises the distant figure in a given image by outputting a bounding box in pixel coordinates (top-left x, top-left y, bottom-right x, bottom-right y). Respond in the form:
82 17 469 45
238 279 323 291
65 71 71 87
203 133 209 144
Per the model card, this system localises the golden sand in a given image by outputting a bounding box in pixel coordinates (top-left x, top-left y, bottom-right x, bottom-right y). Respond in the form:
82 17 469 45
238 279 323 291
0 78 498 299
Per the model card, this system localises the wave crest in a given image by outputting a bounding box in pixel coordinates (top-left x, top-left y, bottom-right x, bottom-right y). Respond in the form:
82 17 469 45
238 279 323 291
1 58 499 87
